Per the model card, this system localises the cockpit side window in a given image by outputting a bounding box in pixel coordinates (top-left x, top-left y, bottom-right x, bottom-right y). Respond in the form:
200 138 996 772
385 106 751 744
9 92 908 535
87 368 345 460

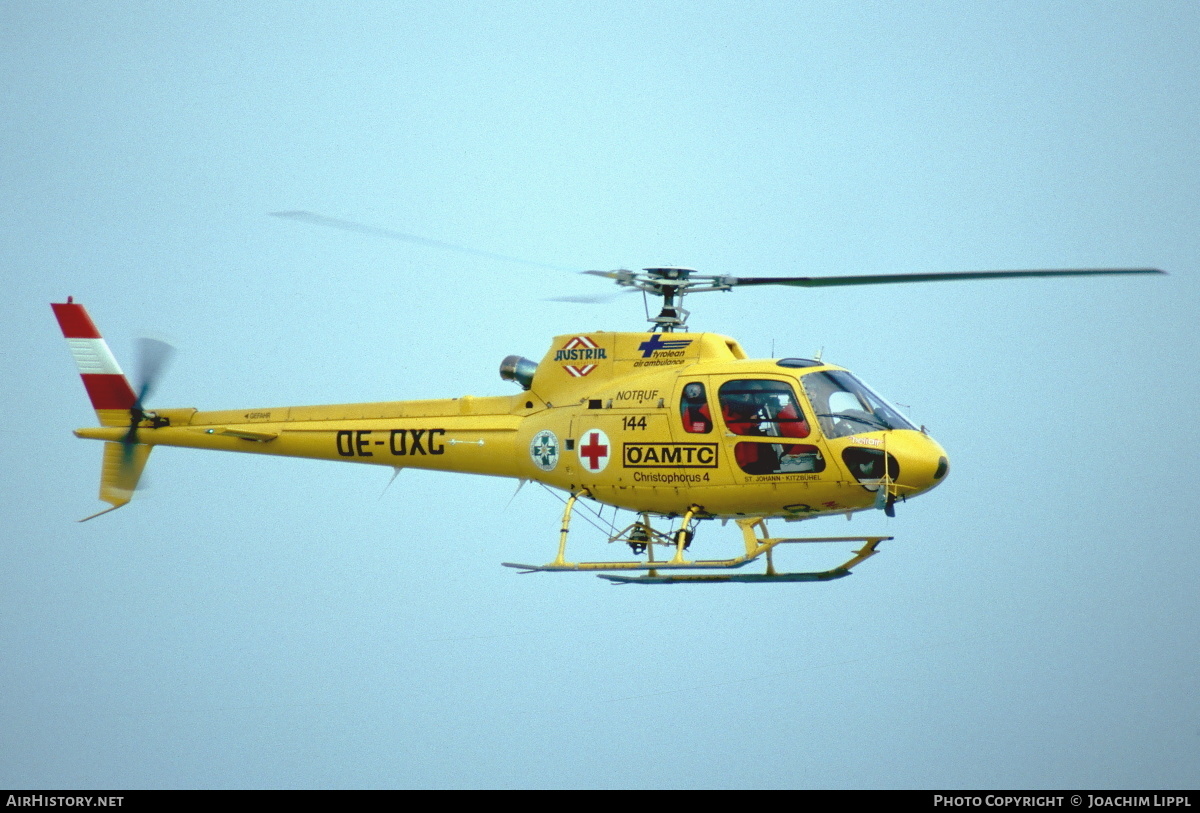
679 381 712 434
717 380 810 439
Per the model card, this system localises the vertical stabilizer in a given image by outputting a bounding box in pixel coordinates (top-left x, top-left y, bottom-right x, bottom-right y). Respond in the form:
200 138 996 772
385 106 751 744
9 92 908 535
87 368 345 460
52 299 137 427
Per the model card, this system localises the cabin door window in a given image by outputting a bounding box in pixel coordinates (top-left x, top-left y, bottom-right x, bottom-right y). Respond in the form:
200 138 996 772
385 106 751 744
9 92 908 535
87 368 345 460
717 379 824 475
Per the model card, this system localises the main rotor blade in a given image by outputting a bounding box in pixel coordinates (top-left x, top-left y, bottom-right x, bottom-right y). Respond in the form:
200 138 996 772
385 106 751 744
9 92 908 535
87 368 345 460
270 210 580 272
547 294 618 304
546 288 639 304
729 268 1166 288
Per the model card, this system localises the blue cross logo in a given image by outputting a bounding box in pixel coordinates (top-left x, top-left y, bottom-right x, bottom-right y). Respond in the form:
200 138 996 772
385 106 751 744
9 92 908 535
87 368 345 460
637 334 693 358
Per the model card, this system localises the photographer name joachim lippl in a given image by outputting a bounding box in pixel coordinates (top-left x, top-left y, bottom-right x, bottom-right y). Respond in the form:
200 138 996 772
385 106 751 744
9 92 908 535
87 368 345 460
934 797 1191 808
1087 799 1191 809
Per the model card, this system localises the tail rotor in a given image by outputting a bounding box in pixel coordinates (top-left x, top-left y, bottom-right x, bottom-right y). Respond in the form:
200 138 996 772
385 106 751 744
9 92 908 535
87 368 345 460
121 337 174 465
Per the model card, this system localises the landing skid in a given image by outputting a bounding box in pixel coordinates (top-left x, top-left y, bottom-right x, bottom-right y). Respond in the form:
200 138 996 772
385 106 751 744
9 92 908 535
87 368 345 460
597 570 852 584
501 491 891 584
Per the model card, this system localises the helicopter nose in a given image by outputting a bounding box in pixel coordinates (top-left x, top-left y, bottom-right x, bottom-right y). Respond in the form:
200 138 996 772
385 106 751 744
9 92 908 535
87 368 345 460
887 430 949 497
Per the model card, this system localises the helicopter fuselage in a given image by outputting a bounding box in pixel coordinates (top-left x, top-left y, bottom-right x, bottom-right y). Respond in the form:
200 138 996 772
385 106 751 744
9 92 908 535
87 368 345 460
74 329 949 520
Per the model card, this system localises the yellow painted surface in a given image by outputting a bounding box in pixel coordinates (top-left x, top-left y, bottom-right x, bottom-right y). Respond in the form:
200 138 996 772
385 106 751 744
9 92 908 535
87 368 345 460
72 331 948 522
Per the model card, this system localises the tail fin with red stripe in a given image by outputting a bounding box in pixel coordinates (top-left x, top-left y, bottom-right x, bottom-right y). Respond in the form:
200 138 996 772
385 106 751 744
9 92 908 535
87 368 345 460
52 298 138 427
53 298 150 520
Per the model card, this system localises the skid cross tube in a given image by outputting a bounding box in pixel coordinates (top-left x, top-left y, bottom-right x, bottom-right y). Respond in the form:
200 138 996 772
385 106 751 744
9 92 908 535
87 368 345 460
504 501 705 574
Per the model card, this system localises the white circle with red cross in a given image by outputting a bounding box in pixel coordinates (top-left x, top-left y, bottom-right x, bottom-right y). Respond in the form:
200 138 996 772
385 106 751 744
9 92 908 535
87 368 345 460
576 428 611 473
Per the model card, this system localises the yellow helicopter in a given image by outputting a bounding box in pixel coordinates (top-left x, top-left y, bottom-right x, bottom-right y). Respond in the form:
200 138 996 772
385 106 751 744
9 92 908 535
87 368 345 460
54 226 1163 583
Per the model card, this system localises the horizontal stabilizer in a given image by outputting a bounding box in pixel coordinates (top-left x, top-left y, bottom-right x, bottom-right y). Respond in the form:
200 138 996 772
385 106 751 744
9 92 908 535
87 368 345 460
213 427 279 442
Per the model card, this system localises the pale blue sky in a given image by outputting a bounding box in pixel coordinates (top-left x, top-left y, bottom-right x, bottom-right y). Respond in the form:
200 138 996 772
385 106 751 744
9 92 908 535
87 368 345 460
2 1 1197 789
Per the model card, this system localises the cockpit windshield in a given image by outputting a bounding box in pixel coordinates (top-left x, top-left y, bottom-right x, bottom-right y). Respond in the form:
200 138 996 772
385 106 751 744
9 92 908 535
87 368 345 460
799 370 917 439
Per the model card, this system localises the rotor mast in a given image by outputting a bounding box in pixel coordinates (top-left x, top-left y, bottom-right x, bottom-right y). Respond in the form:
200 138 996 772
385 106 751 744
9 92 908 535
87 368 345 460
646 268 691 332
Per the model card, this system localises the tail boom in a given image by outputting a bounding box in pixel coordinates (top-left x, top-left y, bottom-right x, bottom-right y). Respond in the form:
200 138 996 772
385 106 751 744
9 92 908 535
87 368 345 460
73 408 524 479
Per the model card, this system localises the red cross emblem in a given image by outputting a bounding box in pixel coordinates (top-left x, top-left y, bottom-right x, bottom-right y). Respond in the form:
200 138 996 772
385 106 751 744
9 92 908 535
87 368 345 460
578 429 610 473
